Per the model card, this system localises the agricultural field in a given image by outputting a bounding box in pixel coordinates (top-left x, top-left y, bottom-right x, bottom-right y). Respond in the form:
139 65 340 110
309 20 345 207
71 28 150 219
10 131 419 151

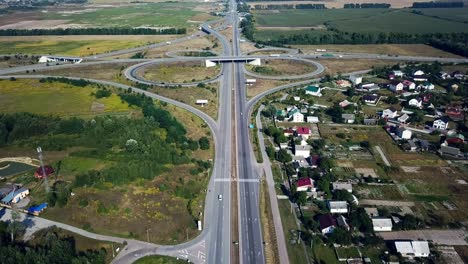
0 79 134 118
0 2 215 30
253 9 468 33
0 35 178 57
293 44 462 58
139 62 221 83
0 79 214 244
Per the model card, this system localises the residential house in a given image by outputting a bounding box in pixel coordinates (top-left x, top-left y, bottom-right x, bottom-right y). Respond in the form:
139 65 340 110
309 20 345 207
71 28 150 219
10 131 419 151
276 109 286 117
296 126 311 139
332 182 352 193
413 70 428 82
291 112 304 123
359 82 380 92
362 94 379 104
336 215 350 231
433 117 449 130
395 241 430 258
397 127 412 140
342 114 356 124
328 201 348 214
305 85 322 97
294 145 311 158
446 133 465 145
408 98 422 108
402 80 416 90
419 139 430 151
446 105 463 120
296 177 315 192
382 108 398 119
1 187 29 204
283 128 295 137
372 218 393 232
452 71 464 80
349 75 362 86
397 113 410 124
389 81 404 93
422 93 432 103
418 81 434 90
391 70 404 78
293 96 301 102
307 116 319 123
319 214 337 234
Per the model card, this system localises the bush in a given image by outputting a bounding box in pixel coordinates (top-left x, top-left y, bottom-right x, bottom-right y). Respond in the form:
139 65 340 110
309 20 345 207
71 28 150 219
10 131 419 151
199 136 210 150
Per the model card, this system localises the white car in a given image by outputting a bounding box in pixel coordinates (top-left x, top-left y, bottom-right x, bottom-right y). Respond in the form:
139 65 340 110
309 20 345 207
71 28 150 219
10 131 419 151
218 194 223 201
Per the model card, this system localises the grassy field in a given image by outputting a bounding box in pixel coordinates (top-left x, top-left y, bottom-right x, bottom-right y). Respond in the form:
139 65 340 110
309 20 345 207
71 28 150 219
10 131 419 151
293 44 461 58
43 3 210 28
245 59 317 77
278 199 308 264
253 9 468 33
410 8 468 23
0 35 177 56
134 255 187 264
0 78 214 244
140 62 220 83
0 79 133 118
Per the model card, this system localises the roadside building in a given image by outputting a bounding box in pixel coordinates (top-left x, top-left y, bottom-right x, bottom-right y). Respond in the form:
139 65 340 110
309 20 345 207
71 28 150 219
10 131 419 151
328 201 348 214
395 241 430 258
372 218 393 232
305 85 322 97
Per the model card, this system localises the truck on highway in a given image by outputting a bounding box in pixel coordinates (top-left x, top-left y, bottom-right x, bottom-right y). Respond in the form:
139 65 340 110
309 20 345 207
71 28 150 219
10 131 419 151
269 54 280 57
245 79 256 84
321 53 334 57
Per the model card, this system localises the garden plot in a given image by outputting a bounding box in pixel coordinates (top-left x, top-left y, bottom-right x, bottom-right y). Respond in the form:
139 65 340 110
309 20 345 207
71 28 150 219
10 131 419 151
401 166 420 173
355 167 378 178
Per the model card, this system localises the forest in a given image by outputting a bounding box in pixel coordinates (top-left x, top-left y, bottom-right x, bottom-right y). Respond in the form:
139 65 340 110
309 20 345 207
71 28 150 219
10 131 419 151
412 1 464 8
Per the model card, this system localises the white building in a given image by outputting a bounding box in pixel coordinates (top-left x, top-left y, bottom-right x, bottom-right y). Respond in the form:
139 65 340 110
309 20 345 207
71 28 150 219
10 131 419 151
433 117 449 130
398 113 410 124
382 108 398 119
349 75 362 85
291 112 304 123
392 70 404 78
408 98 422 108
328 201 348 214
372 218 393 232
305 85 322 97
397 127 412 139
395 241 430 258
306 116 319 123
39 56 82 64
294 145 311 158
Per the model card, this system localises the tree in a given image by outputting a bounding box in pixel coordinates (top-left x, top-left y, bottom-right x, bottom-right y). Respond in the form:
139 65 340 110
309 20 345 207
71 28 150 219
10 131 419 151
276 149 292 163
333 190 353 202
386 96 399 104
7 209 24 241
328 227 352 245
198 137 210 150
294 191 308 206
349 207 373 233
265 145 275 159
347 88 355 97
261 105 276 118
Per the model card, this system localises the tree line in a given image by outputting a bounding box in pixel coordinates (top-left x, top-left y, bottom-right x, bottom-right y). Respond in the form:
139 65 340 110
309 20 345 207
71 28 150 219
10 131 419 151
344 3 391 8
0 223 106 264
0 27 187 36
252 3 325 9
412 1 464 8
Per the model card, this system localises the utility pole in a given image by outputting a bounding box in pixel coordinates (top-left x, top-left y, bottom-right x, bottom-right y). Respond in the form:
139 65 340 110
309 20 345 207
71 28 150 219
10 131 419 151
37 147 49 193
146 228 150 243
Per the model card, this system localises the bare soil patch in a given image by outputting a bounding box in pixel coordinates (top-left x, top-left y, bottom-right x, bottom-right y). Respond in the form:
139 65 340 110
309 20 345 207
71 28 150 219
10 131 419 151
246 78 290 98
139 61 220 83
318 58 404 76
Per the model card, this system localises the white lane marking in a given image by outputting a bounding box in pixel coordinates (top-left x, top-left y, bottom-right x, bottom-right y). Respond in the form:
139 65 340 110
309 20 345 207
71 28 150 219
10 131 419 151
215 178 259 182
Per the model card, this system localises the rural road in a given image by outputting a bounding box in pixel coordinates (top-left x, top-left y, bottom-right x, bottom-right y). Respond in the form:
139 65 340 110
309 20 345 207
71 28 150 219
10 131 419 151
374 145 391 166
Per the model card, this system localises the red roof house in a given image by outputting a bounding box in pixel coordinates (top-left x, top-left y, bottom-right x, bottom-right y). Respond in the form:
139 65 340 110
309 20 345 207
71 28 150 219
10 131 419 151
319 214 337 234
296 126 311 136
34 165 54 179
296 177 315 192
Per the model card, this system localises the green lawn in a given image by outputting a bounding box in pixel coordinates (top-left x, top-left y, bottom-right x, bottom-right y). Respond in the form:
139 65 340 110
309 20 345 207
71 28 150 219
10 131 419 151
410 7 468 23
311 244 339 264
278 199 309 264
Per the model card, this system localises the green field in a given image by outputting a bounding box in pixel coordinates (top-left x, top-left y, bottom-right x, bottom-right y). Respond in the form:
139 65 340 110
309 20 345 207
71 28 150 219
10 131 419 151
411 8 468 23
0 79 133 117
253 8 468 33
44 2 209 28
